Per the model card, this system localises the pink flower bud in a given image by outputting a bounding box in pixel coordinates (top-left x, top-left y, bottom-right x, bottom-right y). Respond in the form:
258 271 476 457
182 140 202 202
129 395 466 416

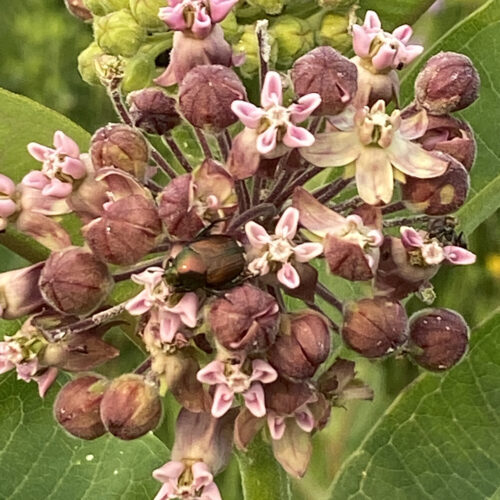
208 285 280 353
127 88 181 135
54 375 108 440
39 248 113 316
90 124 150 180
179 65 247 131
407 308 469 371
415 52 480 115
342 298 408 358
268 311 330 379
100 374 163 440
64 0 92 21
292 47 358 116
83 194 162 265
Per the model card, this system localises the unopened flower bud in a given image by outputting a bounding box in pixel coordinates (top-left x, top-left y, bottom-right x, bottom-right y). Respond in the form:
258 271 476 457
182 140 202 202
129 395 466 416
121 52 157 93
270 16 314 69
265 378 313 416
236 26 278 79
100 374 162 440
179 65 247 132
94 53 126 85
342 298 408 358
246 0 287 15
316 13 351 53
208 285 279 353
292 46 357 116
129 0 166 29
94 9 147 58
90 124 149 179
268 311 330 379
39 248 113 316
415 52 480 115
83 194 162 266
402 153 469 215
78 42 105 86
54 375 108 440
127 88 181 135
64 0 93 21
84 0 130 16
407 308 469 371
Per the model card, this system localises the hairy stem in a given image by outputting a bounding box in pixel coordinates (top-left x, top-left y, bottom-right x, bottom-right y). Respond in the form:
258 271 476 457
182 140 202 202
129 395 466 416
113 256 166 282
331 196 363 213
163 134 193 172
381 200 405 214
313 177 352 203
195 128 213 159
315 283 343 312
227 203 277 233
383 214 432 227
235 180 251 214
274 165 323 205
256 19 270 88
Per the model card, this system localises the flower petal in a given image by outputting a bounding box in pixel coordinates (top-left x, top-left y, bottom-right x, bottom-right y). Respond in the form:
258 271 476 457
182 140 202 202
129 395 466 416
169 292 199 328
256 126 278 155
41 179 73 198
0 199 17 219
364 10 381 30
192 462 214 489
245 221 271 248
400 226 424 248
159 311 182 344
243 383 267 418
372 45 397 71
443 246 476 265
231 101 265 129
261 71 282 108
283 125 315 149
36 367 58 398
392 24 413 43
197 360 226 385
61 157 86 180
191 7 212 38
355 147 394 205
293 242 324 263
250 359 278 384
289 93 321 123
27 143 52 162
277 262 301 289
400 109 428 140
200 481 223 500
209 0 239 23
300 131 360 167
153 483 177 500
211 384 234 418
159 4 187 31
267 413 286 440
275 207 299 239
0 174 16 196
53 131 80 158
153 461 185 483
400 44 424 65
352 25 375 58
22 171 50 190
295 407 314 433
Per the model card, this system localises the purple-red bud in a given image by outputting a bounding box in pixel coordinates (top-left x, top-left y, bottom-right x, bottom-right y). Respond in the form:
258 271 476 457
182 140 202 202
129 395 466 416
265 378 313 416
292 46 358 116
64 0 93 21
100 374 162 440
268 311 330 379
407 308 469 371
54 375 108 440
179 65 247 131
208 284 279 353
415 52 480 115
39 248 113 316
127 88 181 135
342 298 408 358
83 194 162 265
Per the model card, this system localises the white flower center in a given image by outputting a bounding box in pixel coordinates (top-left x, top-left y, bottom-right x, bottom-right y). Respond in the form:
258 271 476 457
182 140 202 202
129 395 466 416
268 237 294 263
421 241 445 265
43 153 67 179
262 104 291 131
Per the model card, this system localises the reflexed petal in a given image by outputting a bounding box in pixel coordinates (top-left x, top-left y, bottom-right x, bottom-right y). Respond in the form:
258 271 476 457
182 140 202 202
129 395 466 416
243 383 266 418
400 226 424 248
295 407 314 433
387 137 449 178
261 71 282 108
22 171 49 190
277 262 301 289
191 7 212 38
53 131 80 158
355 148 394 205
169 292 199 328
212 384 234 417
289 93 321 123
443 246 476 265
328 106 356 131
283 125 315 149
400 109 428 140
159 5 187 31
267 413 286 440
192 462 214 489
36 367 58 398
61 157 86 180
300 131 360 167
372 45 397 71
200 481 223 500
401 44 424 65
352 25 375 58
256 126 278 155
392 24 412 43
364 10 381 30
159 311 182 344
197 360 226 385
250 359 278 384
231 101 265 128
0 174 16 196
27 142 52 162
0 199 17 219
41 179 73 198
245 221 271 247
275 207 299 239
293 242 323 263
209 0 239 23
153 460 185 483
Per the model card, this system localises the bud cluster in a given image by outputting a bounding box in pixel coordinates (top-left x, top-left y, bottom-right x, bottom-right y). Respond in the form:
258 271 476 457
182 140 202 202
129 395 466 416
2 3 481 499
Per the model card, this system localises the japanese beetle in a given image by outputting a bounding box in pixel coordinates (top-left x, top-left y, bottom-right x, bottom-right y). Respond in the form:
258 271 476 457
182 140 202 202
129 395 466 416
165 235 246 292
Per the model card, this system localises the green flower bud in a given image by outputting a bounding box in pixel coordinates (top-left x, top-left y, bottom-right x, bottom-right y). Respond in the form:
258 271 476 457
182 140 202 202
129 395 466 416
94 9 147 58
130 0 166 29
94 54 126 85
121 52 156 93
270 16 314 69
316 13 351 53
84 0 129 16
78 42 105 86
236 25 277 79
247 0 287 15
65 0 93 21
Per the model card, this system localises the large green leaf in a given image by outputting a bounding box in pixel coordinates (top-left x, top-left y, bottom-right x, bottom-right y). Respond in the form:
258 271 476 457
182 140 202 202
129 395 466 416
401 0 500 236
328 310 500 500
0 373 168 500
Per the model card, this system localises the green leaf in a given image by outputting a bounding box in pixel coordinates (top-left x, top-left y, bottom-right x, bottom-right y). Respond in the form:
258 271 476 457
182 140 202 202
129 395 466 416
400 0 500 236
358 0 436 31
0 373 169 500
328 309 500 500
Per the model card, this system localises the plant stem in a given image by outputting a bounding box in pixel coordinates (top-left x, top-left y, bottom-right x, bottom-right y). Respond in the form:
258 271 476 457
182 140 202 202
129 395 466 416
227 203 277 233
383 214 432 227
313 177 352 203
331 196 363 213
382 201 405 214
217 133 230 161
163 134 193 172
113 256 165 282
236 436 291 500
195 128 213 159
252 176 263 206
274 165 323 205
256 19 270 88
315 283 343 312
235 180 251 214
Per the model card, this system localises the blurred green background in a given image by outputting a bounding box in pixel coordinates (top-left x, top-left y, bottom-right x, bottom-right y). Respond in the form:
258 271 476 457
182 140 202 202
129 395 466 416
0 1 498 499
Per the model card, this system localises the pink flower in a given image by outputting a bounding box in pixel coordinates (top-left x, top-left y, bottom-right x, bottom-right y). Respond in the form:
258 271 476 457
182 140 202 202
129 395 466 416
301 101 449 205
197 358 277 418
0 341 23 374
400 226 476 266
352 10 423 71
245 207 323 289
267 404 315 441
126 267 199 343
0 174 18 230
153 460 222 500
24 131 86 199
231 71 321 156
159 0 238 38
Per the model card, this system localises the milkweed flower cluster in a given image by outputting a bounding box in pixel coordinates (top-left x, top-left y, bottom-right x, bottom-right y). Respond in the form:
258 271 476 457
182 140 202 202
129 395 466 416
0 2 481 498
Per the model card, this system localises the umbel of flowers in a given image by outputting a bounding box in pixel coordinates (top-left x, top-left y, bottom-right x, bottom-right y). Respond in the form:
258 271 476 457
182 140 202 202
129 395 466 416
0 2 480 499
